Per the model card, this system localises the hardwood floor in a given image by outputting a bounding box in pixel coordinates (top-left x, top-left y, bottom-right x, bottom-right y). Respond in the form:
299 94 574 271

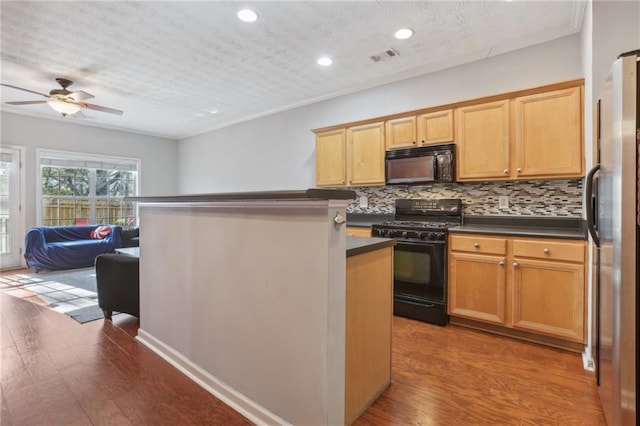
1 269 605 425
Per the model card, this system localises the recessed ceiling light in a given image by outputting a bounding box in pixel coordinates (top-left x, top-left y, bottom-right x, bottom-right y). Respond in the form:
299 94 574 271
317 57 333 66
209 109 219 114
237 9 258 23
394 28 414 40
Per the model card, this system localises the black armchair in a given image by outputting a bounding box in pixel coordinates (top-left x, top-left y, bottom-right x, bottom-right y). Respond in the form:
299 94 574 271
95 253 140 320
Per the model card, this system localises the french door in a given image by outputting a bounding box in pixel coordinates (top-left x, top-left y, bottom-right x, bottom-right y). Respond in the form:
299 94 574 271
0 147 24 269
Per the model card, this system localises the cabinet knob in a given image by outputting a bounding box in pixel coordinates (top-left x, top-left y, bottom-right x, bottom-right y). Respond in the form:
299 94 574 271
503 169 509 175
513 261 519 267
474 243 480 248
349 180 352 184
413 141 416 145
499 261 505 266
341 180 345 184
516 167 522 173
543 248 550 254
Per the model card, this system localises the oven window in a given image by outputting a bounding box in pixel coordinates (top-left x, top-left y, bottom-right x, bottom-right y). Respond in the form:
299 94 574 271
394 242 445 302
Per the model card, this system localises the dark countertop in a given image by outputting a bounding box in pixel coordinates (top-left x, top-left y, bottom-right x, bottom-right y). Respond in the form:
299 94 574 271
126 188 356 203
450 215 587 240
346 213 395 228
346 236 396 257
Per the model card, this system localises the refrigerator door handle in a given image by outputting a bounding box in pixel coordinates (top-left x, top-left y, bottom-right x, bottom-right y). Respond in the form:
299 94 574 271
585 163 600 247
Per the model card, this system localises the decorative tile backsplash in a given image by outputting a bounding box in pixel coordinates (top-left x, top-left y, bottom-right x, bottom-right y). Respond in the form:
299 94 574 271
347 179 583 217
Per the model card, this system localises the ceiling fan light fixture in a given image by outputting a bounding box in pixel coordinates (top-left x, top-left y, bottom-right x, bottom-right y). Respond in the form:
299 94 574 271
46 98 82 115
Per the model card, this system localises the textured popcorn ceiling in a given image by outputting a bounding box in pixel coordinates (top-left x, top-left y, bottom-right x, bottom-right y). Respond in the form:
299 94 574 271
0 1 585 139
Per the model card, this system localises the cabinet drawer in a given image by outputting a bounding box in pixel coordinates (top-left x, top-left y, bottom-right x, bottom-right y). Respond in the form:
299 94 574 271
512 239 584 263
449 235 506 255
346 227 372 237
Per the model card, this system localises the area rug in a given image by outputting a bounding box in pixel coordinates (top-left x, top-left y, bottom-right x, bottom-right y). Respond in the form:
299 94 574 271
0 268 119 323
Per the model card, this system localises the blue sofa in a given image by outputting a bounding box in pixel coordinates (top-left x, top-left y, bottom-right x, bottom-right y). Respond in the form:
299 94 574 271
24 225 123 272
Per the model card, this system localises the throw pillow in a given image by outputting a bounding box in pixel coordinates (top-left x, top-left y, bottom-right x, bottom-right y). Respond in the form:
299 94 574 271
90 226 112 239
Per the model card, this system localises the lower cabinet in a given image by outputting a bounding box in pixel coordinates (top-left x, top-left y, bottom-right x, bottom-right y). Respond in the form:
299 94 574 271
448 234 586 349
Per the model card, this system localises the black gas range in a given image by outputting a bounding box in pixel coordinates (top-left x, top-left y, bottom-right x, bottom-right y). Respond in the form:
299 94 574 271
371 199 462 325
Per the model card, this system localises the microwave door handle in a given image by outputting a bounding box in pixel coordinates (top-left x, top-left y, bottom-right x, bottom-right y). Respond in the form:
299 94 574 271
585 163 600 247
433 155 438 178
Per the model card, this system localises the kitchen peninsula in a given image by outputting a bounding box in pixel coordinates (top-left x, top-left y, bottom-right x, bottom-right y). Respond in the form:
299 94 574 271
127 189 395 425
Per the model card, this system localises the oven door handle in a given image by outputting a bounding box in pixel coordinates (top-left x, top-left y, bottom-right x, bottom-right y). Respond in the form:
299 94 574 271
395 239 446 245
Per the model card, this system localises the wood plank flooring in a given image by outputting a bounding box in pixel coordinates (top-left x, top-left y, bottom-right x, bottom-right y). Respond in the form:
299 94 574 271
1 269 605 425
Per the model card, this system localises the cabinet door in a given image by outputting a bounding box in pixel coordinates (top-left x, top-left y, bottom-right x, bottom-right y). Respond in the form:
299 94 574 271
347 122 385 186
417 109 453 145
315 129 347 186
448 252 506 325
511 258 585 342
385 116 416 150
455 100 510 181
514 86 583 178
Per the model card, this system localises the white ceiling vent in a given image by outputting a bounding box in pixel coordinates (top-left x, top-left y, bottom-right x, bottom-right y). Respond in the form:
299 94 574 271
370 48 400 63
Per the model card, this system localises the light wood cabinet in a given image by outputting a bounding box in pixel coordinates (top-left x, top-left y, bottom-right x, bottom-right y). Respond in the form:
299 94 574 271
315 123 385 187
345 245 393 424
511 238 585 341
346 226 372 237
385 116 416 150
514 86 583 178
455 100 511 180
315 128 347 186
346 122 386 186
455 86 583 182
314 80 584 186
385 109 454 150
417 109 454 146
448 234 586 348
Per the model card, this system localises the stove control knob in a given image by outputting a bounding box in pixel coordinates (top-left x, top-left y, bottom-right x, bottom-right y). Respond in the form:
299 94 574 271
428 232 436 240
437 232 445 240
401 231 408 238
419 232 428 240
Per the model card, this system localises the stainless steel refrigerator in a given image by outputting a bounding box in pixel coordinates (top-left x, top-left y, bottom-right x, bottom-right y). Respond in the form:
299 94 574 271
586 50 638 425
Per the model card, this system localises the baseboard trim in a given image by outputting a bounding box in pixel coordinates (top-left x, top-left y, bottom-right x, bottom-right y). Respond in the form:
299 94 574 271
136 328 290 426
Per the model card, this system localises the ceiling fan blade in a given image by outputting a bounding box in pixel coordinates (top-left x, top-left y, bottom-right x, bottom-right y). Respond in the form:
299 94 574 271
83 102 123 116
6 100 48 105
70 110 87 118
0 83 48 97
69 90 94 101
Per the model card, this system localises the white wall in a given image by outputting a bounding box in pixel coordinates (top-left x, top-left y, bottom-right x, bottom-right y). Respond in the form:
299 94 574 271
591 0 640 99
1 112 178 229
178 34 583 193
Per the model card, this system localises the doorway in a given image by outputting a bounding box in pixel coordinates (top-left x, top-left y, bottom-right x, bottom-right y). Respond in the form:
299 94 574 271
0 146 25 270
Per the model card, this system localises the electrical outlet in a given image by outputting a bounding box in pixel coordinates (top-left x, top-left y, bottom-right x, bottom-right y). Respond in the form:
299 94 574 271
359 196 368 208
498 196 509 209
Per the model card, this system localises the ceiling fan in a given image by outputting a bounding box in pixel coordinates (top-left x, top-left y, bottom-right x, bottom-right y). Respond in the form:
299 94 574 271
0 78 123 117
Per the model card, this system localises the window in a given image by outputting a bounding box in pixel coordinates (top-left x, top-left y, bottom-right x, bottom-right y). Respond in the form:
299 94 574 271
39 151 139 227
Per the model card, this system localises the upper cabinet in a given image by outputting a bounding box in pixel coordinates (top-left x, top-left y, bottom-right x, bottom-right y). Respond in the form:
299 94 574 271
385 109 454 150
315 123 385 187
315 128 347 187
385 116 416 150
313 80 584 187
455 100 510 180
514 86 583 179
347 122 385 186
417 109 454 146
456 85 583 182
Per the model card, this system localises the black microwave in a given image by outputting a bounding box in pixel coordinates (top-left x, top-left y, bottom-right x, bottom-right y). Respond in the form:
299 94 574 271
385 143 455 185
